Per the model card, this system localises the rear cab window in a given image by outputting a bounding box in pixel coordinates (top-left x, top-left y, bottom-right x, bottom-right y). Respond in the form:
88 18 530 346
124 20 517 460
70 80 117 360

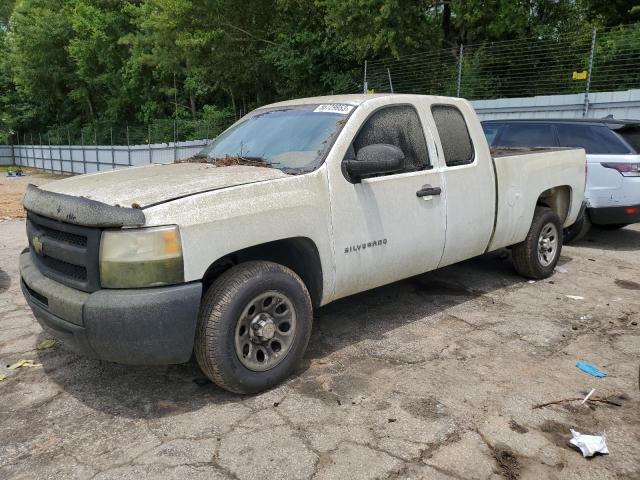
431 105 475 166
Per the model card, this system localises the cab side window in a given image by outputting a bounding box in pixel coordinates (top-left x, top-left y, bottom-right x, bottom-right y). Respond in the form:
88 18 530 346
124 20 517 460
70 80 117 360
351 105 430 175
431 105 475 166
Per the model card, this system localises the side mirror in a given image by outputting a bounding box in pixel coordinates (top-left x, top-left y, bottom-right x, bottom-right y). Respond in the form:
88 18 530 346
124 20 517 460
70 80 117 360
344 144 405 182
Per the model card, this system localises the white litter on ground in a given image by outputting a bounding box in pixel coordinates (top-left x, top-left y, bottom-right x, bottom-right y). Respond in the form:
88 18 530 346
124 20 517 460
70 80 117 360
581 388 596 405
554 266 568 273
566 295 585 300
569 429 609 457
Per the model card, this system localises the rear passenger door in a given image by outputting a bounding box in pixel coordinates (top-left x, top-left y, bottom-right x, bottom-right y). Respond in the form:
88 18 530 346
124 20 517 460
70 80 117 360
428 104 496 267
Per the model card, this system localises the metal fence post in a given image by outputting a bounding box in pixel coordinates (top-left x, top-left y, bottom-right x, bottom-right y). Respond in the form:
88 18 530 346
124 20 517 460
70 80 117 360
363 60 368 93
583 27 597 117
456 43 464 97
38 133 44 171
30 133 35 168
94 128 99 172
126 123 132 166
81 131 87 174
148 124 152 164
387 68 394 93
47 134 53 174
10 134 15 166
56 129 61 173
67 127 72 174
110 127 115 170
173 119 178 162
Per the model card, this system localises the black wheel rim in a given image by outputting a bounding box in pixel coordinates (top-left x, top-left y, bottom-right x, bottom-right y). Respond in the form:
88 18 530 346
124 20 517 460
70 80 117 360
234 291 297 371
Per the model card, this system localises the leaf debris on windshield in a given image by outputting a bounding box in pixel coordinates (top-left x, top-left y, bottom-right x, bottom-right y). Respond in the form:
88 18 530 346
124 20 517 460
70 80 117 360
176 154 273 168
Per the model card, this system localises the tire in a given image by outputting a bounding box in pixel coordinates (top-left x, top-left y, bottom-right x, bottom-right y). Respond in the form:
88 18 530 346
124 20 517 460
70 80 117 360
512 207 563 279
195 261 313 394
563 211 591 243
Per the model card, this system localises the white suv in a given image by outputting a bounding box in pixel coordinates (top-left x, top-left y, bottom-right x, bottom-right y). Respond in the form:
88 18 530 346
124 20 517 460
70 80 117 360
483 118 640 241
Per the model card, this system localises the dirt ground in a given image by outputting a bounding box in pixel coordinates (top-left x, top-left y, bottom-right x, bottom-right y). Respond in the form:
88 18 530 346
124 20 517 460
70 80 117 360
0 182 638 479
0 168 68 219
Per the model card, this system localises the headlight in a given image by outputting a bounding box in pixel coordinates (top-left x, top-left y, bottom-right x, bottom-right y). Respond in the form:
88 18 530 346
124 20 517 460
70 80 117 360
99 225 184 288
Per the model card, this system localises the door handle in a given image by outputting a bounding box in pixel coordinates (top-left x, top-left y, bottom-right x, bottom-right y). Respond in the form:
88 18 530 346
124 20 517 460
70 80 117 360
416 186 442 198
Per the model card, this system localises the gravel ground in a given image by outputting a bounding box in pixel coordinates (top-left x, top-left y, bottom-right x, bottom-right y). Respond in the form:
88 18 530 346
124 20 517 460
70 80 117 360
0 168 68 219
0 212 639 479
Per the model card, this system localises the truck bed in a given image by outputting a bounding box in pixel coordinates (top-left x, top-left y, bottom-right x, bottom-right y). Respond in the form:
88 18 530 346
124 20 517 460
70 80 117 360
487 147 586 252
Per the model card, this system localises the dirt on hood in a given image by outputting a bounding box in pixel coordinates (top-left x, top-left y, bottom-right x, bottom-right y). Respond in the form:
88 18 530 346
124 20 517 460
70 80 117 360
39 161 288 208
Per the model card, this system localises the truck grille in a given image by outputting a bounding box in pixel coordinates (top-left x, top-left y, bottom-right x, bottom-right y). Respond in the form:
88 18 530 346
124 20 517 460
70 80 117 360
26 212 101 292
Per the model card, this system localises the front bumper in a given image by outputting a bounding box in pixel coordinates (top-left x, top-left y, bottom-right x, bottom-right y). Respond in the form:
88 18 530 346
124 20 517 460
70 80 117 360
20 251 202 364
588 204 640 226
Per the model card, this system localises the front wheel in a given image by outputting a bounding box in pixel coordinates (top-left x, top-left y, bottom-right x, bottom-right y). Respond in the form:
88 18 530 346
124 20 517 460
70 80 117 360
195 261 313 394
512 207 563 279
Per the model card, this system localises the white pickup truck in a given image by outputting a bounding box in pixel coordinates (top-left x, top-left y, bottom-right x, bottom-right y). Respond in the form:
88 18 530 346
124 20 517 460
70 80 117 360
20 94 586 393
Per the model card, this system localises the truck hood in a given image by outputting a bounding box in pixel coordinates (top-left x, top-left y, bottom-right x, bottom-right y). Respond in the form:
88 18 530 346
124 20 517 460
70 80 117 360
41 163 288 208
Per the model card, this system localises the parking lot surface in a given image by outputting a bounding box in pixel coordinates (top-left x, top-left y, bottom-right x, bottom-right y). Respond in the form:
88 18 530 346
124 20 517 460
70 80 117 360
0 216 639 480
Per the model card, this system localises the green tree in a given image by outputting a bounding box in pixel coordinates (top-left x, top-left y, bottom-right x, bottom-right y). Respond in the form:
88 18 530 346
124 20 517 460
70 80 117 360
8 0 77 130
67 0 133 123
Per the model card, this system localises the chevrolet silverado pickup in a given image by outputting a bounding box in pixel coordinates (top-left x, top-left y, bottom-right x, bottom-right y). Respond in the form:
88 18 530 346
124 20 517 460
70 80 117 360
20 94 586 393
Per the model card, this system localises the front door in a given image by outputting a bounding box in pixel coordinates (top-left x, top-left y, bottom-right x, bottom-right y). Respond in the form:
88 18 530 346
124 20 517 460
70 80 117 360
329 103 447 300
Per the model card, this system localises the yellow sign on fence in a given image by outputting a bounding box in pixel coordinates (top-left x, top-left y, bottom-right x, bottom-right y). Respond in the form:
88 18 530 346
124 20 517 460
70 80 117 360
572 71 588 80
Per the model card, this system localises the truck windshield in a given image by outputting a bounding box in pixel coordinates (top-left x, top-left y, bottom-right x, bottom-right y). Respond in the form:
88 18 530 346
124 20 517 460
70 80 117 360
200 105 352 173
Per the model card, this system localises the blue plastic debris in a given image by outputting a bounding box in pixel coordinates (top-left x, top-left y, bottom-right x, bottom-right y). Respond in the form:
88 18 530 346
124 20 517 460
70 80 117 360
576 361 608 378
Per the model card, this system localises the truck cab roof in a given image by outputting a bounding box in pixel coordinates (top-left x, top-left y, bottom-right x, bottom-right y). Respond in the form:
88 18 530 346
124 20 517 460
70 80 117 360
262 93 464 110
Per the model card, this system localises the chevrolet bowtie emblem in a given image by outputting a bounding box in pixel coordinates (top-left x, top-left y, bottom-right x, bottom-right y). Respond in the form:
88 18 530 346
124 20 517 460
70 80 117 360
32 235 44 256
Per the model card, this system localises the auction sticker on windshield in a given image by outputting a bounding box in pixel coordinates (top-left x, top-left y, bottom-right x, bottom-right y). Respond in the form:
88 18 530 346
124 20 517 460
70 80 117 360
313 104 354 114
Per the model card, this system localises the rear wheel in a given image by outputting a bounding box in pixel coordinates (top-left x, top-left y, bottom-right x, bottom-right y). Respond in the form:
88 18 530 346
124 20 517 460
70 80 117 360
195 261 313 394
512 207 563 279
563 211 591 243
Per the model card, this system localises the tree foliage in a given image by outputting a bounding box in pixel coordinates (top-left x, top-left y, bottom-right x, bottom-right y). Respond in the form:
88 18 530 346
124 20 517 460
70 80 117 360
0 0 638 143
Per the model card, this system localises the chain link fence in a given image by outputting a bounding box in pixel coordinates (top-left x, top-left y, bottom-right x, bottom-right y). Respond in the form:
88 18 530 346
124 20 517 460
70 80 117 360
364 24 640 114
5 115 236 173
13 115 235 149
4 23 640 170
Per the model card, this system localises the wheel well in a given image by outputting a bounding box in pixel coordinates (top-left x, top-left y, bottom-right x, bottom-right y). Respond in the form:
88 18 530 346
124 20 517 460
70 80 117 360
536 186 571 223
201 237 323 308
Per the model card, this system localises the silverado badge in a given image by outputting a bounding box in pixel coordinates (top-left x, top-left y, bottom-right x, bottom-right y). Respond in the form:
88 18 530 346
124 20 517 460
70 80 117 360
31 235 44 256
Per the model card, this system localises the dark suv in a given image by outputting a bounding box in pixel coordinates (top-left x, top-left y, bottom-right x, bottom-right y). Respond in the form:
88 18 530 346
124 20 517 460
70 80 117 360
482 118 640 241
